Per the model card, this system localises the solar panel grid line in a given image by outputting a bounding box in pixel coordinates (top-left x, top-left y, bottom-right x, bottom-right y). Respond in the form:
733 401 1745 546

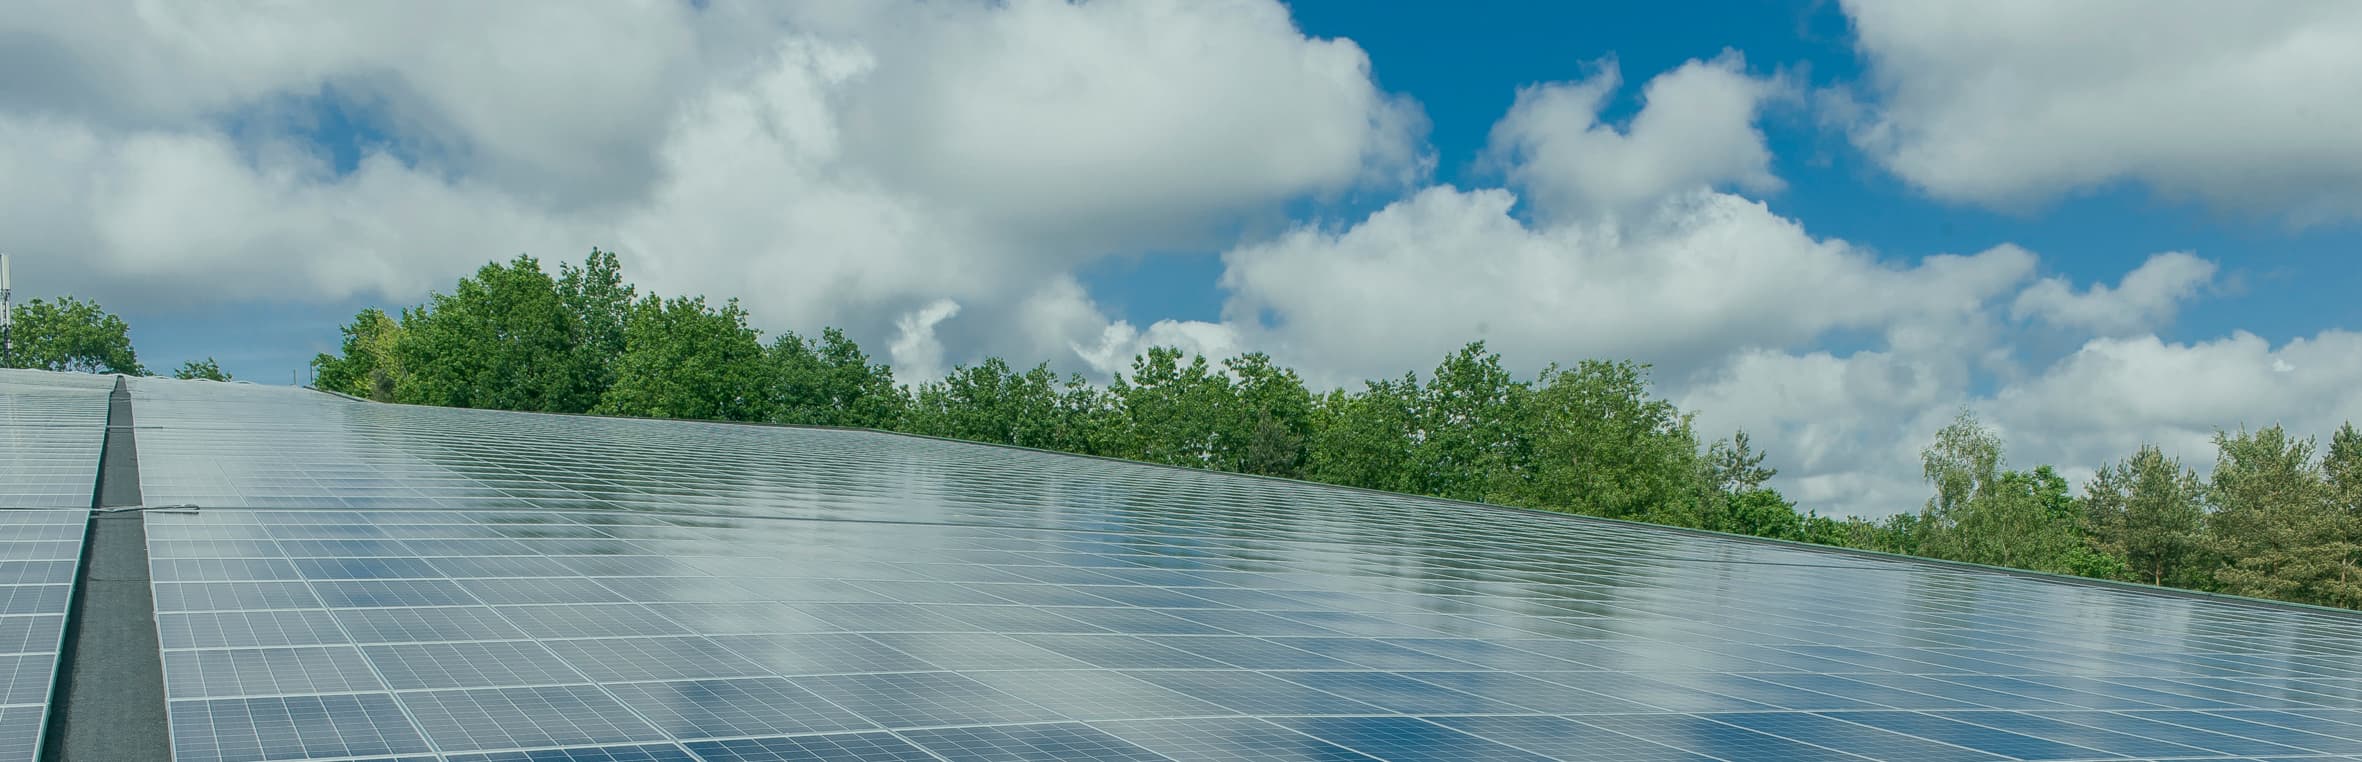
104 378 2362 760
205 518 734 760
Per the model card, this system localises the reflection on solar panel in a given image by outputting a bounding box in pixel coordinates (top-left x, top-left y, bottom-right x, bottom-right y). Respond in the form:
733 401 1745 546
0 370 112 760
105 377 2362 760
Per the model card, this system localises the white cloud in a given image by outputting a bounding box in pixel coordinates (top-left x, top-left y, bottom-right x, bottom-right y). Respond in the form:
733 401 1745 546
1838 0 2362 224
1990 331 2362 471
2010 251 2217 335
887 298 961 385
1489 52 1787 220
0 0 1421 359
1213 185 2033 387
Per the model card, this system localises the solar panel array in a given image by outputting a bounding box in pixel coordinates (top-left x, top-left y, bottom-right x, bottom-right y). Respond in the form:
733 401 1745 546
0 369 112 760
102 377 2362 760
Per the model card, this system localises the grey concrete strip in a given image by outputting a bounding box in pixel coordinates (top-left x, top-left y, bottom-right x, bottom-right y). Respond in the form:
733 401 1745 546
45 376 169 760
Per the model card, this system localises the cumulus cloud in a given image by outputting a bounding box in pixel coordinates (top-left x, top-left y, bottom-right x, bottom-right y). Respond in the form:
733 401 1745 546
887 298 962 385
1838 0 2362 224
1488 52 1787 220
2010 251 2217 335
1214 185 2033 387
0 0 1422 356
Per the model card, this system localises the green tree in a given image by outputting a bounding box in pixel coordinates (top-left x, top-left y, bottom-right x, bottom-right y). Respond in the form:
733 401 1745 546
172 358 231 381
2207 425 2361 607
1110 347 1239 470
1500 360 1704 526
1414 342 1528 501
905 359 1115 454
595 295 770 422
396 256 598 412
1915 411 2082 572
2083 444 2208 587
311 308 406 401
769 328 904 428
1719 488 1806 540
1305 376 1422 494
5 296 144 374
557 248 637 399
1706 431 1776 494
1226 352 1315 478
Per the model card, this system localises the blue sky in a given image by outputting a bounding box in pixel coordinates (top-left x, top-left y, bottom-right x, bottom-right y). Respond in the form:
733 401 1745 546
1072 0 2358 347
9 0 2362 515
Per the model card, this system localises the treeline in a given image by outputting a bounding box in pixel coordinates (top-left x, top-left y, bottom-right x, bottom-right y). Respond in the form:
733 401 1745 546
1 296 226 380
293 249 2352 611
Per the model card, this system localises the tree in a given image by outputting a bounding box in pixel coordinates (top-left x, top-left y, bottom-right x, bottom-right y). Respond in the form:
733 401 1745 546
396 256 599 412
1706 431 1776 494
1414 342 1527 501
173 358 231 381
557 248 637 399
1719 488 1806 540
769 328 904 429
1500 360 1703 526
2207 425 2361 607
2083 445 2207 587
1305 376 1422 494
595 295 770 422
904 358 1114 454
1110 347 1239 470
5 296 144 374
1915 411 2082 572
1226 352 1315 479
312 308 406 400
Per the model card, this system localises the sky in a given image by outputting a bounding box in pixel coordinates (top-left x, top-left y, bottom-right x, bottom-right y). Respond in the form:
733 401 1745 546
5 0 2362 517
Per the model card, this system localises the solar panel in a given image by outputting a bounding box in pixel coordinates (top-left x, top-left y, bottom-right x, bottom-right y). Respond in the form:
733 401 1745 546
104 376 2362 760
0 370 110 761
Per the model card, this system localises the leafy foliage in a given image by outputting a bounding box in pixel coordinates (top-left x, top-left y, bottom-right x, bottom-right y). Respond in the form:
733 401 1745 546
768 328 904 428
288 249 2362 611
395 256 598 412
5 296 144 374
1914 411 2086 572
173 357 231 381
2206 426 2362 608
595 295 769 422
312 308 405 400
2083 445 2207 587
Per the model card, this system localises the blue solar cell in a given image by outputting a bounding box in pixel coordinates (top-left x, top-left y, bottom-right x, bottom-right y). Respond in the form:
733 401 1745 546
1094 717 1381 761
899 723 1169 761
1427 716 1716 761
105 376 2362 761
310 579 477 608
1707 711 2006 761
602 677 875 738
1824 711 2114 760
1571 714 1868 760
685 733 937 762
1274 670 1530 714
443 744 698 762
1157 636 1361 669
1273 717 1554 761
2035 710 2309 757
168 693 432 762
789 671 1071 727
398 684 665 751
2144 710 2362 754
1146 670 1390 716
1011 634 1231 669
964 669 1233 720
